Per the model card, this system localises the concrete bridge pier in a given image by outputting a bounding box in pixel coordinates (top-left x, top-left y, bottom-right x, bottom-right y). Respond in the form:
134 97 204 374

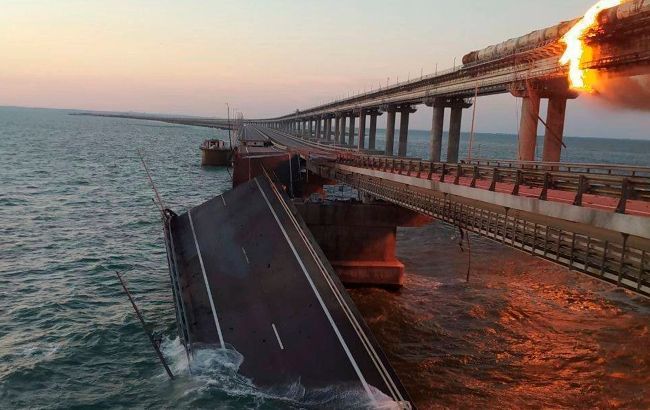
324 116 332 141
368 109 381 151
315 117 322 140
340 115 347 145
295 201 432 287
358 110 367 150
334 114 341 144
518 93 541 161
447 99 472 163
384 106 397 156
428 100 445 162
511 81 577 162
348 113 356 147
448 106 463 163
368 113 377 150
308 118 313 139
398 105 417 157
542 96 567 162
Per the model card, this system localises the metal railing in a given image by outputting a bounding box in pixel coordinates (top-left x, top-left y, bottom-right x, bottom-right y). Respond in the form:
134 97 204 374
464 158 650 177
340 154 650 214
318 167 649 297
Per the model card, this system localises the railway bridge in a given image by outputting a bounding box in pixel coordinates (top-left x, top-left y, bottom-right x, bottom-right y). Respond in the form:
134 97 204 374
114 2 650 407
238 1 650 296
246 125 650 298
253 1 650 164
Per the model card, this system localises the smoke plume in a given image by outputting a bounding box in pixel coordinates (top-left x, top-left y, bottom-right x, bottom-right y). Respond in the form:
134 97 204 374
591 71 650 111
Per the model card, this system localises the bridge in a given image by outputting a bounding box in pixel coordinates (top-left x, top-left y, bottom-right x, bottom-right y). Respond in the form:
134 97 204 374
248 125 650 298
252 0 650 163
135 2 650 407
231 0 650 297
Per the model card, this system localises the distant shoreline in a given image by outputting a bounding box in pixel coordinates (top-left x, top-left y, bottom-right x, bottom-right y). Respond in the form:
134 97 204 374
1 105 649 142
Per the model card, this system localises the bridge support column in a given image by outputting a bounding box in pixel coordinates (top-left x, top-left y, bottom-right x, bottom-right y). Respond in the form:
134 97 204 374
448 106 463 163
398 105 417 157
324 117 331 141
309 119 313 139
368 112 378 150
295 202 431 287
518 94 540 161
316 117 322 140
542 97 567 162
384 107 396 156
334 115 341 144
348 114 356 147
430 102 445 162
340 115 347 145
358 110 366 150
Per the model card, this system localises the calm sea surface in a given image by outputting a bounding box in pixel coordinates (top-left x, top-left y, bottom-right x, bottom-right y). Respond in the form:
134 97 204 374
1 107 648 409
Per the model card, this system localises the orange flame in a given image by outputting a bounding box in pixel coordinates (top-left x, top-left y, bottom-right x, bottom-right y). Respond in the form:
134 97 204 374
559 0 622 91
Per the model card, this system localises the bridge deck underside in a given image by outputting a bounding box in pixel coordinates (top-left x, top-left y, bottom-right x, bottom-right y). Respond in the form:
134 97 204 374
167 175 410 404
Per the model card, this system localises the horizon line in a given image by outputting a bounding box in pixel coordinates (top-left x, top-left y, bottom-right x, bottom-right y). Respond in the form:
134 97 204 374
2 104 649 142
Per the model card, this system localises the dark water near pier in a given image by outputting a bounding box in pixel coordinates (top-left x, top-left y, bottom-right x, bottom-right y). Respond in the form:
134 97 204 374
1 107 648 409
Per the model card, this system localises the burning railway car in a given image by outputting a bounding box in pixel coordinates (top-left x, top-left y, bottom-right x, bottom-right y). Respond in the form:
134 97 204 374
597 0 650 25
461 0 649 67
461 19 578 66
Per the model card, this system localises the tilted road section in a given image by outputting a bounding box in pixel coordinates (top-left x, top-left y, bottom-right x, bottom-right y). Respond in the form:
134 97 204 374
165 174 412 407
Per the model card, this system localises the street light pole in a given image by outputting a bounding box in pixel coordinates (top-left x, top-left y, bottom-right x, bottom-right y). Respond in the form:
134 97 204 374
225 103 232 149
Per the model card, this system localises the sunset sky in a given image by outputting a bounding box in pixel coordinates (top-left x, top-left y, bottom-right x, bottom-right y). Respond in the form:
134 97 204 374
2 0 649 139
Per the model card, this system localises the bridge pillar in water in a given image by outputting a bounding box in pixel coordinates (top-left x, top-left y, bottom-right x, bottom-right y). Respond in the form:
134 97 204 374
426 99 445 162
398 105 417 157
358 110 367 150
295 201 432 287
340 115 347 145
446 99 472 163
323 117 331 141
315 117 322 140
334 114 341 144
384 106 397 156
448 107 462 163
516 92 541 161
368 109 381 150
542 96 567 162
348 113 356 147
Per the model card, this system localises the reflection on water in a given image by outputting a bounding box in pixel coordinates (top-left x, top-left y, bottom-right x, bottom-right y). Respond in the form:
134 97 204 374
350 221 650 409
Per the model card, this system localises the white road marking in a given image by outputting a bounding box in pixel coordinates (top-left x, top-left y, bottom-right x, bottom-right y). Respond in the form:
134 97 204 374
221 195 227 206
254 178 376 405
188 210 225 349
241 247 250 264
271 323 284 350
264 172 404 403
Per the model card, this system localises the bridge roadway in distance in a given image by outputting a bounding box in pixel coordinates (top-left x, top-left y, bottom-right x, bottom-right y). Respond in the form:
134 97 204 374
249 125 650 297
165 171 412 407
